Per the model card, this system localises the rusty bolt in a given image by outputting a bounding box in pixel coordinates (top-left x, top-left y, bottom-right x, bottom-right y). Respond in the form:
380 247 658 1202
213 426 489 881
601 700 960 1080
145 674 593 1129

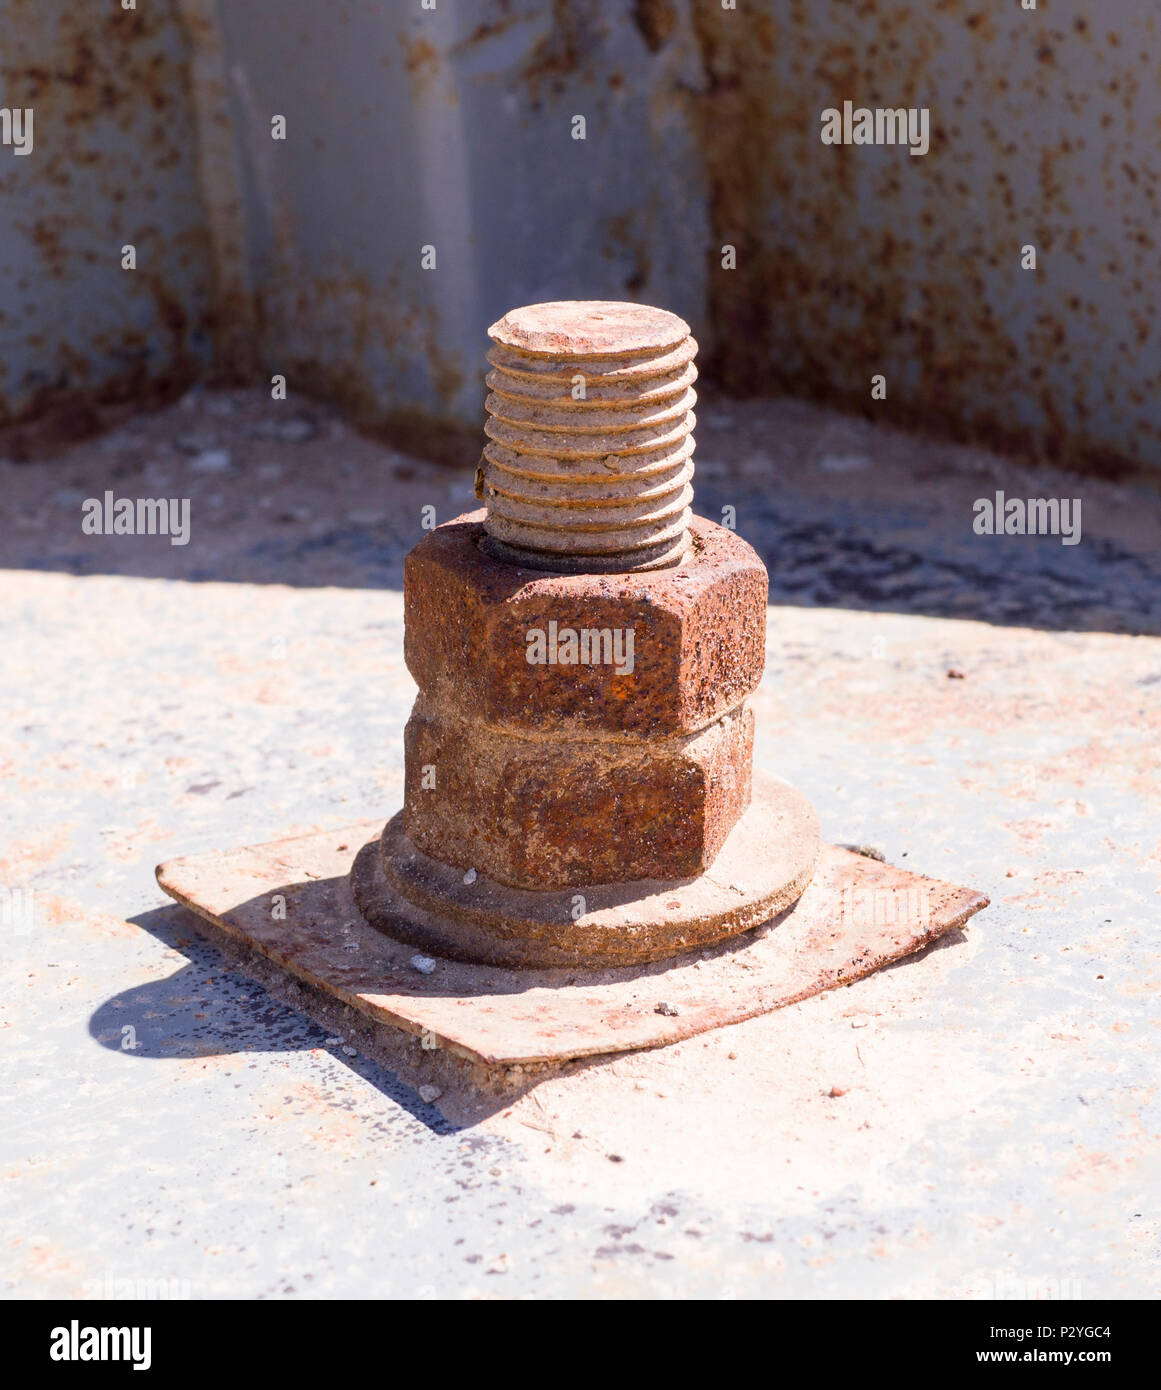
352 300 820 966
480 300 697 573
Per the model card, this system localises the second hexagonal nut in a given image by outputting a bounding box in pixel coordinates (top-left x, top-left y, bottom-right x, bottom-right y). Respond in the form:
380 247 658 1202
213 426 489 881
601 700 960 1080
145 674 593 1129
404 700 754 889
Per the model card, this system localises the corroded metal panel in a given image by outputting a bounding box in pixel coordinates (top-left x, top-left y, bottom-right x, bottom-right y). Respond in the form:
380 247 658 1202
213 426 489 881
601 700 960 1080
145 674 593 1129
209 0 711 448
0 0 214 422
4 1 1157 473
692 0 1161 473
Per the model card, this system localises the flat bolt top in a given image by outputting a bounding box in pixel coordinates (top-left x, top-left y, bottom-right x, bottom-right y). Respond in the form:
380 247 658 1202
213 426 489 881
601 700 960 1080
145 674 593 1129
488 300 691 359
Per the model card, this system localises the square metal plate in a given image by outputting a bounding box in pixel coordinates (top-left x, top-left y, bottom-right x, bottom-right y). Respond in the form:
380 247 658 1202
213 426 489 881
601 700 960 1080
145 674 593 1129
156 822 988 1067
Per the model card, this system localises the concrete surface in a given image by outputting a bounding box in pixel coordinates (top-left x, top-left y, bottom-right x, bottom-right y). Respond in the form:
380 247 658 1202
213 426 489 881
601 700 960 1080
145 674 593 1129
1 388 1159 1299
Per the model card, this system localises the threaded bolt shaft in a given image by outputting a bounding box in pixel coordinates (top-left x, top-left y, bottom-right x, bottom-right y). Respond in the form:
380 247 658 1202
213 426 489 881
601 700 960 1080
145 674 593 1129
478 301 697 573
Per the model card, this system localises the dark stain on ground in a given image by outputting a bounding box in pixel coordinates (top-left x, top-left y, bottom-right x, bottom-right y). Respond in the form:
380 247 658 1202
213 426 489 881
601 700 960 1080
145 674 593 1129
366 407 481 472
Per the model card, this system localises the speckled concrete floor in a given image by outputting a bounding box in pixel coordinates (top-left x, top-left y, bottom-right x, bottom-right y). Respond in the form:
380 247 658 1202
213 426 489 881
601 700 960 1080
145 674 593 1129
2 388 1158 1299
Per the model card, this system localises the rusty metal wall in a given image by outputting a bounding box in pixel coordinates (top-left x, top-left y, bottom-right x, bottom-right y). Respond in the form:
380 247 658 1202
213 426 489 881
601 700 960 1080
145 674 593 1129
206 0 711 458
191 0 1161 475
693 0 1161 476
4 1 1158 476
0 0 214 424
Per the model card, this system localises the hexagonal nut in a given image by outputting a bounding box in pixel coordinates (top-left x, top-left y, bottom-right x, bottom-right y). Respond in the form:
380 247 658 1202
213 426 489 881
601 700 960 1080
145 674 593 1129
404 509 767 736
403 701 754 888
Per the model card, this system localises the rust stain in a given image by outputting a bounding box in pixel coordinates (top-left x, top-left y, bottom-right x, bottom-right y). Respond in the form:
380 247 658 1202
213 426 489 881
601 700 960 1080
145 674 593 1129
400 33 441 99
632 0 678 53
0 823 77 881
517 0 604 107
251 258 474 469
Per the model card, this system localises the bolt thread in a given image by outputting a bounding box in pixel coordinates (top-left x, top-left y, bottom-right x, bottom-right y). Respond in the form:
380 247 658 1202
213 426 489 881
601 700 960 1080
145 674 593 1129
479 302 697 573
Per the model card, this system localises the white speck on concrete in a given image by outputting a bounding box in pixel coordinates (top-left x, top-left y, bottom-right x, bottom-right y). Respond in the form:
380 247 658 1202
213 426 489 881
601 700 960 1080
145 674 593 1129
192 448 232 472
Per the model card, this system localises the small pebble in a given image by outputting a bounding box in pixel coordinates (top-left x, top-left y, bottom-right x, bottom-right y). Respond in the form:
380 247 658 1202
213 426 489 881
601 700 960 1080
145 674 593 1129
947 668 966 680
175 431 214 454
839 844 885 862
342 1045 357 1057
463 868 478 885
654 1002 680 1017
249 415 318 443
827 1085 848 1098
192 448 232 473
418 1084 443 1104
818 453 870 474
273 415 317 443
410 954 437 975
